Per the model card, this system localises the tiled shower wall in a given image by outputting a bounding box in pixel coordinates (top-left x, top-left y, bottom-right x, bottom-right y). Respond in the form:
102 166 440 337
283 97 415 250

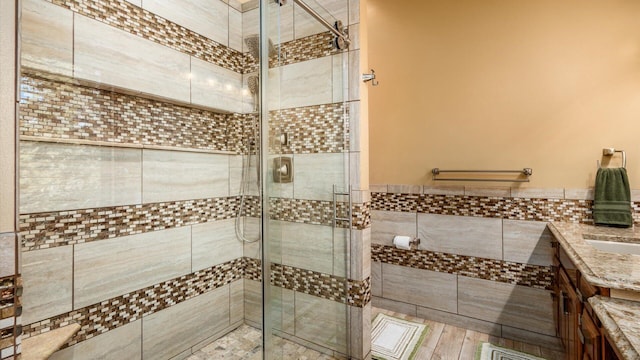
16 0 371 359
18 0 254 359
370 184 640 348
0 1 20 359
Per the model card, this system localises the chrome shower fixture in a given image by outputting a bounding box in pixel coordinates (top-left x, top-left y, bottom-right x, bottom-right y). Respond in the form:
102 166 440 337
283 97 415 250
247 75 259 112
243 34 276 59
247 75 259 96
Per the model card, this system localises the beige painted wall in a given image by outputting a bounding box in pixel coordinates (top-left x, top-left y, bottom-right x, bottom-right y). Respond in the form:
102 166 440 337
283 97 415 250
368 0 640 188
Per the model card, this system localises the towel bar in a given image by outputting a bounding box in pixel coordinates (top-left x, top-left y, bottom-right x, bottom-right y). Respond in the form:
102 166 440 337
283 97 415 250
431 168 532 182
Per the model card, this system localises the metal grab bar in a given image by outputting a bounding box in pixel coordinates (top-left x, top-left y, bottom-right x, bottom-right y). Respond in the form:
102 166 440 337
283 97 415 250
292 0 350 48
431 168 532 182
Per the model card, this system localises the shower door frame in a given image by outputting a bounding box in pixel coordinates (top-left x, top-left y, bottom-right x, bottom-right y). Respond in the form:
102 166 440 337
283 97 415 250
258 0 353 358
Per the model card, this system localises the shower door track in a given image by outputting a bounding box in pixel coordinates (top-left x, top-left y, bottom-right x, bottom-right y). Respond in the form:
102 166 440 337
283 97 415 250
291 0 350 47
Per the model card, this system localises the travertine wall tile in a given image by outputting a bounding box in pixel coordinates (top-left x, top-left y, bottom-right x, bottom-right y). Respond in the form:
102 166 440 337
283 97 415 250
74 227 191 308
142 286 230 360
457 276 555 336
503 220 553 266
371 261 381 297
0 234 16 278
244 279 262 326
295 292 347 354
21 0 73 76
416 305 502 337
192 219 243 271
21 246 73 324
371 296 417 317
143 0 230 46
381 263 457 313
418 213 503 260
20 141 142 213
190 57 244 113
279 56 333 109
371 210 416 246
142 149 229 203
74 15 192 103
511 187 564 199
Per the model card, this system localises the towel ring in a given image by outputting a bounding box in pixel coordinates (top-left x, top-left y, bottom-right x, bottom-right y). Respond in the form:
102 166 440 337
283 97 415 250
597 148 626 169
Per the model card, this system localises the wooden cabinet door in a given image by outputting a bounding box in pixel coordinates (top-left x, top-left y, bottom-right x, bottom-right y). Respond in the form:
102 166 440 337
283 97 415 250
580 309 601 360
559 267 582 360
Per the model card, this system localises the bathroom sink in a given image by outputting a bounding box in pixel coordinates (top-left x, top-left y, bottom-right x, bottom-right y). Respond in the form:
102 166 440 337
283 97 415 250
584 239 640 256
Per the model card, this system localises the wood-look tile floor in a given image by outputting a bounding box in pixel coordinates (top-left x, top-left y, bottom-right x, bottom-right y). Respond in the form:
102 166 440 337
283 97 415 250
191 307 565 360
373 307 565 360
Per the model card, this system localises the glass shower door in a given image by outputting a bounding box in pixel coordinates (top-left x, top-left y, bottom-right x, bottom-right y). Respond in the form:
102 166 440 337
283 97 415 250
260 0 351 358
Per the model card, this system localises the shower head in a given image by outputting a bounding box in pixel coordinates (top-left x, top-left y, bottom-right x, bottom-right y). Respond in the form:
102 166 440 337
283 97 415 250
244 34 276 59
247 76 259 96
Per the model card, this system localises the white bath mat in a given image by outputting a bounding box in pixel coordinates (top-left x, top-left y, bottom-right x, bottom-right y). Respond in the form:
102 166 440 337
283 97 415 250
371 313 428 360
476 342 546 360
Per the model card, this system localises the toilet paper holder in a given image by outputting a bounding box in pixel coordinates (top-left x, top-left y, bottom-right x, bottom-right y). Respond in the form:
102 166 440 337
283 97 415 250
393 236 421 249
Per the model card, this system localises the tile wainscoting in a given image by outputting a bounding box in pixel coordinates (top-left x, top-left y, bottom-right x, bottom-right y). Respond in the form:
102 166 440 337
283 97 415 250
368 184 637 349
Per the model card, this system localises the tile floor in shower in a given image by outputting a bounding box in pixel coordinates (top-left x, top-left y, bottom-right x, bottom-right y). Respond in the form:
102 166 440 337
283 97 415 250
189 307 564 359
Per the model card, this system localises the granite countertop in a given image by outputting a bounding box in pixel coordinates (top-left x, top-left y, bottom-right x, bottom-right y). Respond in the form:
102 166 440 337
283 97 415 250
548 222 640 292
589 296 640 360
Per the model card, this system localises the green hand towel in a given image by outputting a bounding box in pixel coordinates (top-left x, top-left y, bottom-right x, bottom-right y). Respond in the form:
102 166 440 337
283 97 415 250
593 167 632 227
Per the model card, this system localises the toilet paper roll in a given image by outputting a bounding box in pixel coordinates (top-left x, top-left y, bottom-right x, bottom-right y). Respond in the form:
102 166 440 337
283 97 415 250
393 235 412 250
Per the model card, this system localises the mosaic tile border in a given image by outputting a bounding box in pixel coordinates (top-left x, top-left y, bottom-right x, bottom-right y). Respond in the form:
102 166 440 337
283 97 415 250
271 263 371 308
269 102 348 154
20 69 245 153
0 275 22 360
372 244 553 290
372 192 599 224
22 257 248 346
21 69 353 156
243 31 344 74
45 0 244 73
269 198 370 230
19 196 260 252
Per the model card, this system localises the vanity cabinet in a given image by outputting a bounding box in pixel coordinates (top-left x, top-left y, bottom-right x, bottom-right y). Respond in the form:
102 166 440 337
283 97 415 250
552 240 616 360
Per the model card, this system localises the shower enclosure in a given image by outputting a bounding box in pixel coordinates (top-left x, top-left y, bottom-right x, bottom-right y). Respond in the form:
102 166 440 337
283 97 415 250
10 0 369 358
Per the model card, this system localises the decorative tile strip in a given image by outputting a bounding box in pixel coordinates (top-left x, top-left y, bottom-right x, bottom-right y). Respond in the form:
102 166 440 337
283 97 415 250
244 257 262 282
272 31 343 68
22 258 245 346
347 277 371 308
45 0 244 73
372 244 553 290
20 70 239 153
372 192 595 224
243 31 343 74
352 202 371 230
269 102 348 154
270 263 371 307
19 196 261 252
269 198 369 230
0 275 21 359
